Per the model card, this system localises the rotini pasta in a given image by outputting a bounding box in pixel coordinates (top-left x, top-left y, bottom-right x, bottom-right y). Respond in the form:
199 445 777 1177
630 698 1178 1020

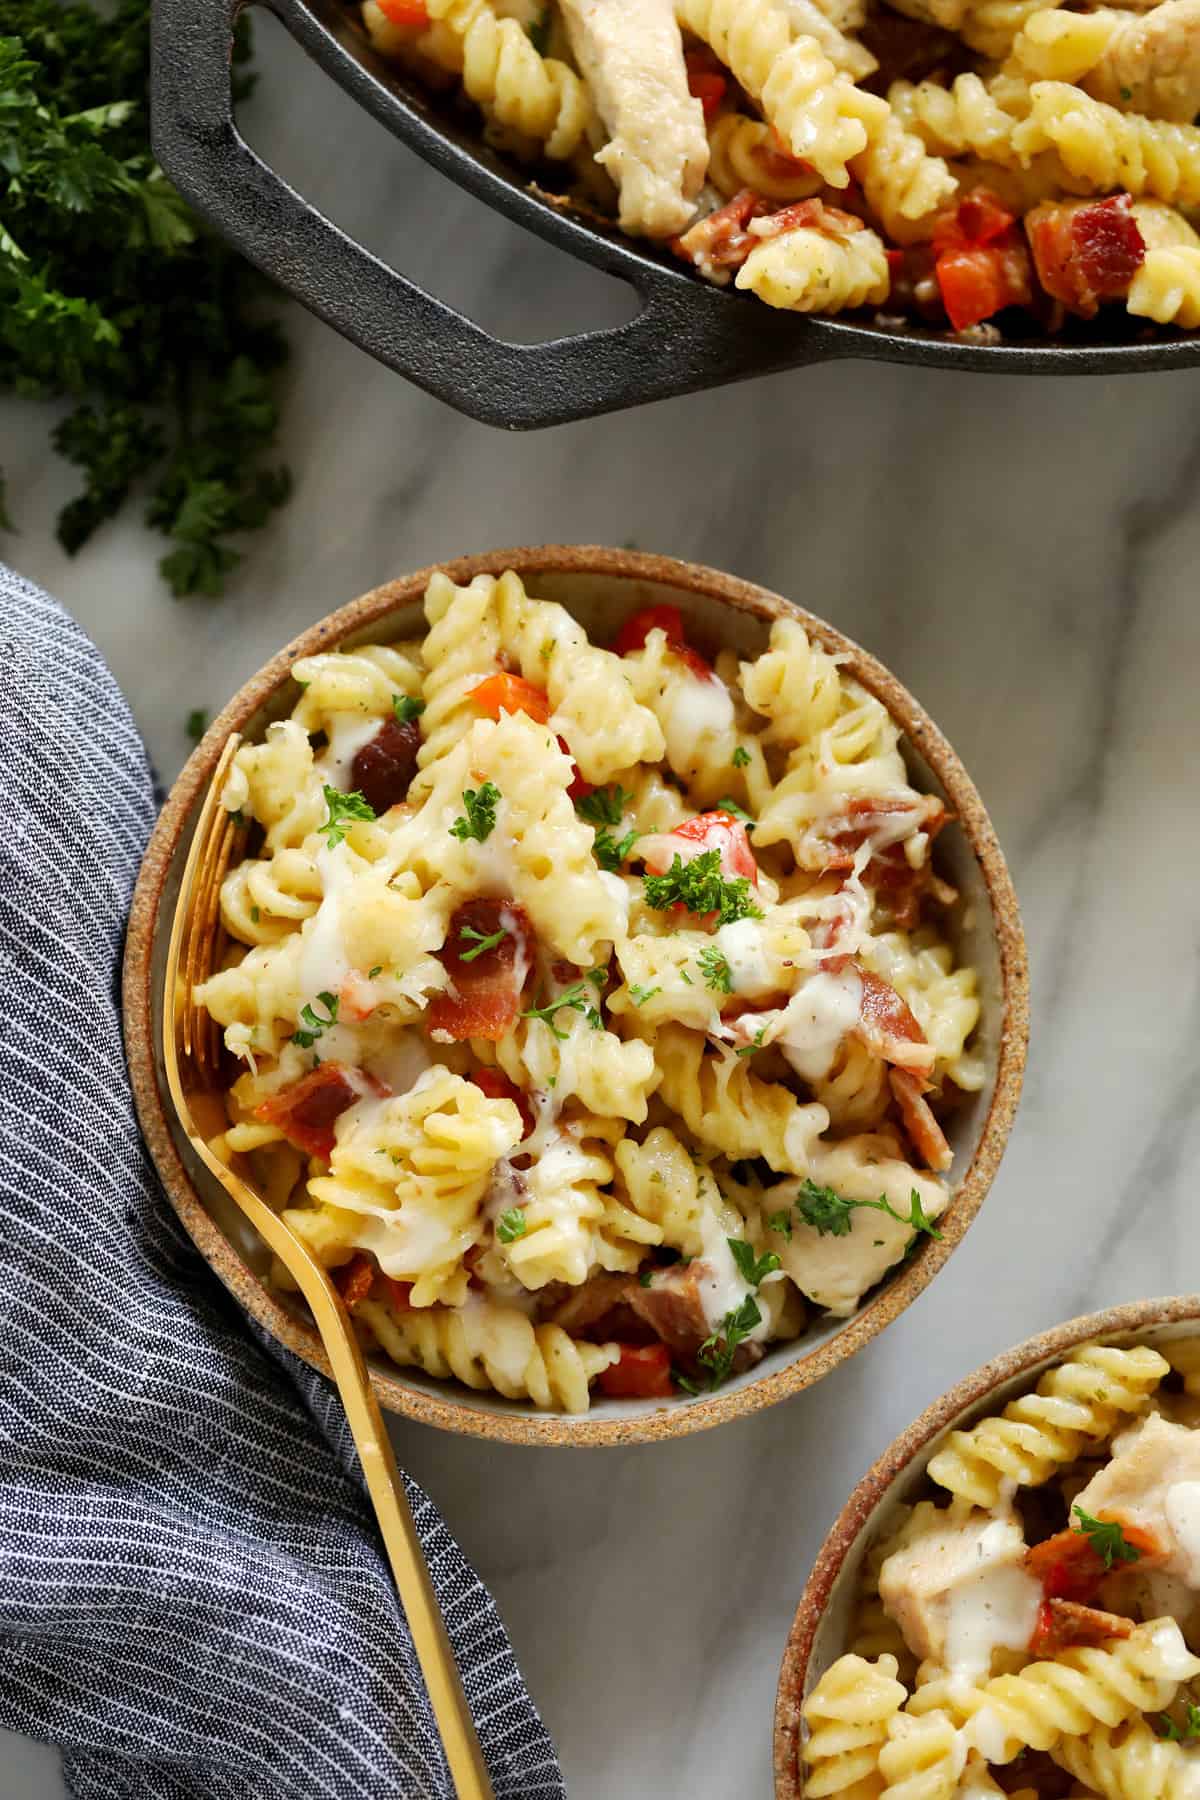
736 216 891 311
802 1652 907 1798
195 570 979 1410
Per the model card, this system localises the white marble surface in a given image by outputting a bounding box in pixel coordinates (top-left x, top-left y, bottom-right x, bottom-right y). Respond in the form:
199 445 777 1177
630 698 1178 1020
6 16 1200 1797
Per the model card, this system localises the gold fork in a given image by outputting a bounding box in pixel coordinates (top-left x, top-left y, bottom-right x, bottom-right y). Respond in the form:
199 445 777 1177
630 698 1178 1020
162 735 494 1800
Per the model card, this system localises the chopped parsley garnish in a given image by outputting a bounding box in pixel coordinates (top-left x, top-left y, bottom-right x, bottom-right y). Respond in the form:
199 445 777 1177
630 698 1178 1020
728 1238 781 1288
629 983 662 1007
497 1208 527 1244
793 1178 943 1242
250 905 260 923
392 693 425 725
698 945 733 993
522 971 606 1039
593 826 639 873
186 708 208 743
367 965 382 979
291 991 338 1048
731 746 751 769
1072 1506 1143 1570
638 1268 653 1288
643 849 761 927
459 924 507 963
319 785 376 849
576 784 630 827
767 1209 793 1239
717 796 755 827
449 781 501 843
1157 1704 1200 1741
697 1294 762 1389
736 1025 767 1057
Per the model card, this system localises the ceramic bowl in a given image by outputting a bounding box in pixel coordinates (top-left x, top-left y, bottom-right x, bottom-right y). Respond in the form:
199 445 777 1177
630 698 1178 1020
124 545 1028 1446
773 1294 1200 1796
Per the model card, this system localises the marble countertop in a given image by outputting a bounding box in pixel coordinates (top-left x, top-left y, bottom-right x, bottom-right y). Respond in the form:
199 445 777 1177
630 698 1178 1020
6 16 1200 1797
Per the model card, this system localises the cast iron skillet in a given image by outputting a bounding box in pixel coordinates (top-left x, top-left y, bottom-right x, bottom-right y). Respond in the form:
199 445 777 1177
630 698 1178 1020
151 0 1200 427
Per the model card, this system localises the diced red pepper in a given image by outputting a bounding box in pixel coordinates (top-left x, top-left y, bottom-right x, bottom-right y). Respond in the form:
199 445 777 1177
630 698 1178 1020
375 0 429 21
1025 195 1145 320
351 715 420 815
613 603 714 682
335 1251 376 1309
597 1341 675 1399
469 672 551 725
469 1067 536 1141
1026 1519 1162 1603
933 189 1015 255
255 1064 363 1160
935 238 1032 331
685 48 728 119
426 899 535 1043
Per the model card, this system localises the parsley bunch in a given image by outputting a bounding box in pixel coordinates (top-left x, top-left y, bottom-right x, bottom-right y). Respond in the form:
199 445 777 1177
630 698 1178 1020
0 3 291 594
643 849 761 927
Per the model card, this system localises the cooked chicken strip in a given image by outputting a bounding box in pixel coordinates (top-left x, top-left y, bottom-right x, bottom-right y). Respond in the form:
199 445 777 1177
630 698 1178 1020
558 0 707 237
1084 0 1200 122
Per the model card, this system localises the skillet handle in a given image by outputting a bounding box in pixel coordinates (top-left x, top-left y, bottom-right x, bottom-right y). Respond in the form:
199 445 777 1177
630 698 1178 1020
150 0 832 429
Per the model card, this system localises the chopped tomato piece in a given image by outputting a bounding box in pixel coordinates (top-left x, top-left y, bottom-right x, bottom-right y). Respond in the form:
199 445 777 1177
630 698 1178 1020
469 671 551 725
380 1275 414 1312
598 1341 675 1399
427 899 535 1043
685 49 727 119
612 602 714 681
932 189 1015 255
351 715 420 815
936 238 1032 331
469 1067 536 1140
375 0 429 21
1026 1520 1162 1603
335 1252 376 1308
1028 1597 1133 1658
855 970 934 1074
553 733 592 803
255 1064 364 1160
890 1068 952 1172
669 809 759 884
1026 195 1145 320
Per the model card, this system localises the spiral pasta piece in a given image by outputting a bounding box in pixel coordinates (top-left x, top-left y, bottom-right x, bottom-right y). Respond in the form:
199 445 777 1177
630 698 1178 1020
736 219 890 311
802 1652 907 1799
739 616 843 746
706 113 823 201
959 0 1054 56
1051 1716 1200 1800
650 1024 828 1172
220 848 323 946
878 1710 965 1800
473 1011 660 1123
850 115 957 242
423 0 593 157
888 74 1026 166
357 1295 620 1412
414 572 506 785
927 1343 1170 1507
623 627 772 812
1012 83 1200 206
1127 246 1200 327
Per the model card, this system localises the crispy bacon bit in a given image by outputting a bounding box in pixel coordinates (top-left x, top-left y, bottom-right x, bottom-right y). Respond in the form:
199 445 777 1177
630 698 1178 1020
351 716 420 815
890 1068 952 1172
469 1067 536 1141
671 189 772 281
612 603 714 681
747 197 864 244
1028 1597 1134 1658
818 794 948 870
685 47 727 119
380 1275 414 1312
335 1252 376 1309
626 1262 712 1359
1026 1520 1163 1603
1026 195 1145 320
255 1063 364 1160
469 671 551 725
546 1273 642 1338
598 1342 675 1399
427 899 534 1043
855 970 936 1075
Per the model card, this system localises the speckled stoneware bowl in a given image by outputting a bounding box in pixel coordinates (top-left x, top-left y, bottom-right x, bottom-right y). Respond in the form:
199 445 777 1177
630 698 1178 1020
124 546 1028 1447
773 1294 1200 1797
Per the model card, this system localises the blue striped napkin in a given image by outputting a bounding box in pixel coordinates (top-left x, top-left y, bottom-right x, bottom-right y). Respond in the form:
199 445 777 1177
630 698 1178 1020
0 565 565 1800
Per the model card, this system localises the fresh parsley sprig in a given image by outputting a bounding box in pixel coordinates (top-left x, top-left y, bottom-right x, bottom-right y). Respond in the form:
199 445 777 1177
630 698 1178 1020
522 968 606 1040
576 785 629 827
698 945 733 993
1157 1704 1200 1742
449 781 501 843
728 1239 781 1287
319 785 376 849
1071 1506 1143 1570
292 991 338 1049
497 1208 527 1244
697 1294 762 1389
792 1178 943 1242
593 826 639 873
459 924 507 963
629 983 661 1008
717 796 755 827
392 694 425 726
643 849 761 927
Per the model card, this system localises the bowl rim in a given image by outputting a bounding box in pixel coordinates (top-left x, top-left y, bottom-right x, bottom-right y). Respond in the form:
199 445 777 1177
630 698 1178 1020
771 1291 1200 1798
124 544 1029 1447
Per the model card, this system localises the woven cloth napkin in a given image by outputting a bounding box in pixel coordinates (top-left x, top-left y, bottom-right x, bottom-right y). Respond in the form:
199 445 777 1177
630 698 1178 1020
0 565 565 1800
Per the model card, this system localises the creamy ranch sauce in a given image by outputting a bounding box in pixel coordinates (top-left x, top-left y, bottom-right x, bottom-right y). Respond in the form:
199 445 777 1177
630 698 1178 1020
714 917 774 994
774 966 863 1081
691 1208 773 1342
314 713 383 791
941 1545 1042 1683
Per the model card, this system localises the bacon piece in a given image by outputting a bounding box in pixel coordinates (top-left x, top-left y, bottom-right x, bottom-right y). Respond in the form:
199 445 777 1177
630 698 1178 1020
1026 195 1145 320
335 1251 376 1308
255 1063 365 1160
626 1262 712 1359
1026 1519 1163 1603
671 189 773 280
890 1068 953 1172
748 197 864 244
1028 1597 1134 1658
546 1273 642 1338
350 716 421 815
427 899 534 1043
855 971 935 1075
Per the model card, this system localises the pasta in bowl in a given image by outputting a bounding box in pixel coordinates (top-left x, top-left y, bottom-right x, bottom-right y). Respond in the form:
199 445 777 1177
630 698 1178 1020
125 546 1026 1443
775 1297 1200 1799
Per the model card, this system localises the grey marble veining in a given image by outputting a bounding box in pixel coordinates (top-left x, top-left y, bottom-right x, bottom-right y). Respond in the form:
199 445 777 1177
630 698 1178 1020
5 15 1200 1798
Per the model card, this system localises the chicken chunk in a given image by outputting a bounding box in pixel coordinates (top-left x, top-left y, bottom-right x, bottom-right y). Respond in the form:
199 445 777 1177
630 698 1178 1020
1074 1413 1200 1584
1083 0 1200 122
558 0 707 238
879 1511 1043 1676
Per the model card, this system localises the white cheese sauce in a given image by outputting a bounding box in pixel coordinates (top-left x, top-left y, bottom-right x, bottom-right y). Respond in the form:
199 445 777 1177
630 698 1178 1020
692 1210 773 1341
314 713 384 792
775 965 863 1081
714 917 773 994
942 1556 1043 1683
668 670 735 751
